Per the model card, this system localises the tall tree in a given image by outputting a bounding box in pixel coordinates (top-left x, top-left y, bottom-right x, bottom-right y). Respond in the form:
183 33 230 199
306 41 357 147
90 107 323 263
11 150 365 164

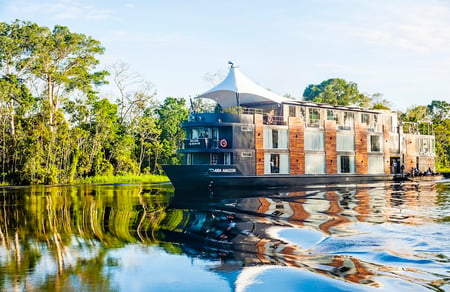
27 23 108 131
303 78 370 107
155 97 188 169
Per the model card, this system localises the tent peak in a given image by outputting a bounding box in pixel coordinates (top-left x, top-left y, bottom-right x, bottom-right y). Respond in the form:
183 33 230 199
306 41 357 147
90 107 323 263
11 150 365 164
196 63 288 108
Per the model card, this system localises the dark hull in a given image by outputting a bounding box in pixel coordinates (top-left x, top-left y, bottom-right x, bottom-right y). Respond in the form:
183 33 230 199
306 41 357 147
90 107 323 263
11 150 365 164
162 164 394 191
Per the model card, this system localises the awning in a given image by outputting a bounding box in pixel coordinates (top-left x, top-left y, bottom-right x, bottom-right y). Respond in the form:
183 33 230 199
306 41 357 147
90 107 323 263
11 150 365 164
196 63 288 108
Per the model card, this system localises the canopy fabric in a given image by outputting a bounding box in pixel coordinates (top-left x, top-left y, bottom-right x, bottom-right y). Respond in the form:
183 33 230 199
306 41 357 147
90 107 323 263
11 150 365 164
195 65 288 108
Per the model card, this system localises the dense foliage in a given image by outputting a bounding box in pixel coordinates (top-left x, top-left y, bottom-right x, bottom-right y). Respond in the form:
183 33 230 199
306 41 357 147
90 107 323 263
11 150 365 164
0 21 187 184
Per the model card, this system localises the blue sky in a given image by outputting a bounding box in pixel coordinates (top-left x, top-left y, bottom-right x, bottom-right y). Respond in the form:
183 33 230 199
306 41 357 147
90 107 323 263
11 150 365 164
1 0 449 111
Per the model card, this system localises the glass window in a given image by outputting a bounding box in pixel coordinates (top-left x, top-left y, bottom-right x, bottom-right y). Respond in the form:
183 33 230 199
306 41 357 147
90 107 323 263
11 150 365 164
368 155 384 174
305 153 325 174
289 106 296 117
224 153 232 165
361 113 369 125
304 131 324 151
272 129 279 148
338 155 355 173
337 134 355 151
264 153 289 174
308 108 320 127
343 112 354 129
327 110 337 121
264 128 288 149
370 135 382 152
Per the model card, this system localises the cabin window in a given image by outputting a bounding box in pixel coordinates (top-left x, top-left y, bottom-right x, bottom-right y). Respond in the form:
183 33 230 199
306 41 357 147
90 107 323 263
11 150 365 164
338 155 355 173
189 127 212 139
289 106 296 117
383 115 393 132
327 110 337 121
304 131 324 151
361 113 369 125
337 133 355 151
389 135 399 153
308 108 320 127
241 152 253 157
264 153 289 174
305 153 325 174
368 155 384 174
224 153 232 165
264 128 288 149
187 153 193 165
343 112 354 129
369 135 382 152
210 153 219 165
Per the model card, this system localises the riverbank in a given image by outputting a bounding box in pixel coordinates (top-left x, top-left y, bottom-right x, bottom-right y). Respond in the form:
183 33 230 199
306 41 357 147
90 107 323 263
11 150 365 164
0 174 170 187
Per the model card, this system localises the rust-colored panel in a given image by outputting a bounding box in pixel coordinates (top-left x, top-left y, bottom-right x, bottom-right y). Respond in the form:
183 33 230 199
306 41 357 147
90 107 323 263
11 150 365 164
383 125 391 174
325 120 337 174
289 117 305 174
355 122 368 174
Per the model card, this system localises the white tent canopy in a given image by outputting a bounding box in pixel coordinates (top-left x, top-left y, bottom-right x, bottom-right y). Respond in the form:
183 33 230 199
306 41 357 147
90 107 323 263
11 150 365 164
195 63 288 108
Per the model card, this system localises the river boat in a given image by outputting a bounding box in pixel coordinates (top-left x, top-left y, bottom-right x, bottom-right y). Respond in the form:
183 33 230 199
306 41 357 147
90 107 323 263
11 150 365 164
163 63 438 190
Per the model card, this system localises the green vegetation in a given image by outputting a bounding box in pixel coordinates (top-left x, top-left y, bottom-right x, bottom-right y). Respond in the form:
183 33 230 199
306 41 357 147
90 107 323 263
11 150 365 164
0 20 187 185
74 174 169 184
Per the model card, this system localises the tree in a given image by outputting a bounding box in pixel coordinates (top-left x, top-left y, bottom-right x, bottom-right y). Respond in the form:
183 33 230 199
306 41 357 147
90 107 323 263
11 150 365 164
370 93 392 110
27 24 108 132
155 97 188 169
303 78 369 107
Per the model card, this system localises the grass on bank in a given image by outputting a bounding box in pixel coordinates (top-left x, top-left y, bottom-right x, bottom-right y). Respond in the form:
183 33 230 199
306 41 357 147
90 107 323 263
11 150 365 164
73 174 170 185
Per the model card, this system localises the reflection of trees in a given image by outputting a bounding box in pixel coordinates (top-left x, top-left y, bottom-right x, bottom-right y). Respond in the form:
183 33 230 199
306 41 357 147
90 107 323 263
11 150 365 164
0 184 173 290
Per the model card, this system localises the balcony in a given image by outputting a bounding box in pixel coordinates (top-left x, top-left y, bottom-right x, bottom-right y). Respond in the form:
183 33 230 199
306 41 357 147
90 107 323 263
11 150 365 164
182 138 219 149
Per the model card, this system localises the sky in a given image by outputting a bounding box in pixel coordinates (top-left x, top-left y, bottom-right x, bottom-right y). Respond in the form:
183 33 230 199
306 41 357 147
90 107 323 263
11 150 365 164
1 0 450 111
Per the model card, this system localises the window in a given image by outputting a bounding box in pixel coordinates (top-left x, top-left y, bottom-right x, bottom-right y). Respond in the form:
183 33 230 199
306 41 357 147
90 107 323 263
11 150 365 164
305 153 325 174
304 131 324 151
368 155 384 174
264 153 289 174
190 127 212 139
210 153 219 165
327 110 337 121
338 155 355 173
337 134 355 151
370 135 382 152
308 108 320 127
289 106 296 117
272 129 279 148
224 153 232 165
264 128 288 149
361 113 369 125
343 112 354 129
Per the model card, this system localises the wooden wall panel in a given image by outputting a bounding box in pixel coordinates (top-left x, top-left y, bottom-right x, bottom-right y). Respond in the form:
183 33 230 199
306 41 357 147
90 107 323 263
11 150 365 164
324 120 337 174
383 125 391 174
255 114 265 175
288 117 305 174
404 134 416 173
355 122 368 174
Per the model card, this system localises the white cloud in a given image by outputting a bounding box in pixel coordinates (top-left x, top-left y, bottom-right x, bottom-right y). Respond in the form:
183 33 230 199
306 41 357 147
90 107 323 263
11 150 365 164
8 0 114 22
358 1 450 53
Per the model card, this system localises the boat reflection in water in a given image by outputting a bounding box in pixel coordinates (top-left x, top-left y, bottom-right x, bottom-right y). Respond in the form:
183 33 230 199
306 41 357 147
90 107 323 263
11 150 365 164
167 181 449 290
0 181 449 291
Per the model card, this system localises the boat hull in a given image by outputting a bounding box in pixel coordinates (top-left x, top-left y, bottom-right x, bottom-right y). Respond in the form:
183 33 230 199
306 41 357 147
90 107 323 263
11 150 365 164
162 164 394 191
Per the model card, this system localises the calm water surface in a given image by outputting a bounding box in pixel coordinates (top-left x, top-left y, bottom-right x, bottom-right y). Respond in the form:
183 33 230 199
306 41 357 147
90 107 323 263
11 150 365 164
1 180 449 291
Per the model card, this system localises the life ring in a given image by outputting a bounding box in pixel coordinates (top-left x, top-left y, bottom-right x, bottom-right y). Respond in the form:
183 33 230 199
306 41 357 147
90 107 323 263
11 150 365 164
219 139 228 148
267 115 273 124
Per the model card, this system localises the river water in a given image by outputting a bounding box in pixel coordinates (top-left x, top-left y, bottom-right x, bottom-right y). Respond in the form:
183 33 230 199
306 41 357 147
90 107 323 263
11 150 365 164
0 179 449 291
